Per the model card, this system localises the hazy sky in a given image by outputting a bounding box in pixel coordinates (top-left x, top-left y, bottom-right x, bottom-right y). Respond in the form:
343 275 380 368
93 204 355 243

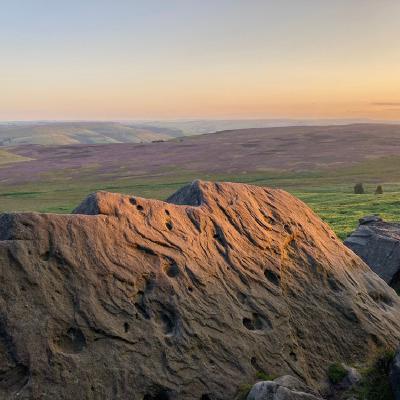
1 0 400 120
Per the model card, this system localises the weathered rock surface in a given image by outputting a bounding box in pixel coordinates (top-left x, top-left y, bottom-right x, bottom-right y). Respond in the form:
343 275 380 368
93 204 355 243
1 181 400 400
273 376 317 395
345 216 400 289
247 377 322 400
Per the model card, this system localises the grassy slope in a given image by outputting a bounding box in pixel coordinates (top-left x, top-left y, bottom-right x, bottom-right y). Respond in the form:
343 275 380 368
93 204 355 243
1 155 400 240
0 122 184 145
0 149 33 165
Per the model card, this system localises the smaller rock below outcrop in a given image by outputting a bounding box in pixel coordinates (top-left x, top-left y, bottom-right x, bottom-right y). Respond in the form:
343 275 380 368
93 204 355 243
345 216 400 289
359 215 382 225
390 348 400 400
247 376 323 400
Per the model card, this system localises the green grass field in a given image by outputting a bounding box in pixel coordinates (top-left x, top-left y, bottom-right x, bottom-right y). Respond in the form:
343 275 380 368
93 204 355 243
1 156 400 240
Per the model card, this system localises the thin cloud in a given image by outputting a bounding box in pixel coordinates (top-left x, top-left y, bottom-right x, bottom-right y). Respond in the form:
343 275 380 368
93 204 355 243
371 102 400 107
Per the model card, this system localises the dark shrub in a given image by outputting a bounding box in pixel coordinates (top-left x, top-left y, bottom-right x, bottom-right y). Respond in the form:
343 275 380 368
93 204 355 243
255 371 275 381
354 183 365 194
328 362 348 384
354 350 395 400
235 384 253 400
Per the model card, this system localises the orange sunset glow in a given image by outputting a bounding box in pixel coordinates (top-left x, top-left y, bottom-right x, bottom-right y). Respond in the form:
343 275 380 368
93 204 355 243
1 1 400 120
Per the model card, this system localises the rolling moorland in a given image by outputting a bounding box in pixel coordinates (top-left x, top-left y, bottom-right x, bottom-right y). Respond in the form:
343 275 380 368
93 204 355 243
0 119 371 145
0 121 184 145
1 123 400 239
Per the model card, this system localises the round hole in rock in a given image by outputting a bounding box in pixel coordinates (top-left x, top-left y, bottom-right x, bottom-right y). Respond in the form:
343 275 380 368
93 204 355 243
129 197 137 205
188 286 193 292
165 209 170 216
369 333 380 346
136 204 144 211
264 269 280 286
57 327 86 354
243 318 255 331
250 356 263 371
166 221 173 231
164 263 179 278
161 313 176 336
143 390 171 400
243 314 266 331
124 322 130 333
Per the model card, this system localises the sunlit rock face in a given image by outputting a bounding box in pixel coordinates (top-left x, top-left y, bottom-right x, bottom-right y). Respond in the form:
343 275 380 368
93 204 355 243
1 181 400 400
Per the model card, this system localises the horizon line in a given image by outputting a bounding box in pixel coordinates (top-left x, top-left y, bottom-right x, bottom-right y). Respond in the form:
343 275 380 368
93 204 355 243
1 117 400 124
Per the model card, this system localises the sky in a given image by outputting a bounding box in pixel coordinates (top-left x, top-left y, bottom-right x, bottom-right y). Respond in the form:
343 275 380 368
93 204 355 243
1 0 400 121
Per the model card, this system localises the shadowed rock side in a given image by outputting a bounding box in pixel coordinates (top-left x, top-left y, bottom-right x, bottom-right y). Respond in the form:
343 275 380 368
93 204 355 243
345 216 400 291
0 181 400 400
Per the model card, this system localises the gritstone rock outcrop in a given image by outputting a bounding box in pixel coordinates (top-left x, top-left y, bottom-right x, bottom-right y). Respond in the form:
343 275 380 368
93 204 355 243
345 216 400 290
1 181 400 400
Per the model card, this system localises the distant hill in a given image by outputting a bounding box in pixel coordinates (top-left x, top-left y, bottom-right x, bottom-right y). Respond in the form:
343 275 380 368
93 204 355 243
137 118 382 136
0 119 387 146
2 123 400 185
0 121 184 146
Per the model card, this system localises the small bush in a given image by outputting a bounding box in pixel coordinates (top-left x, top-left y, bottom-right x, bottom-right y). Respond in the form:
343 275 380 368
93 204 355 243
354 183 365 194
255 371 275 381
353 350 395 400
235 384 253 400
375 185 384 195
328 362 348 384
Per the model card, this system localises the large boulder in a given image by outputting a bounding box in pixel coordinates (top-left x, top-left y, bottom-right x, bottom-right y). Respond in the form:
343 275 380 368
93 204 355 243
1 181 400 399
344 216 400 289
